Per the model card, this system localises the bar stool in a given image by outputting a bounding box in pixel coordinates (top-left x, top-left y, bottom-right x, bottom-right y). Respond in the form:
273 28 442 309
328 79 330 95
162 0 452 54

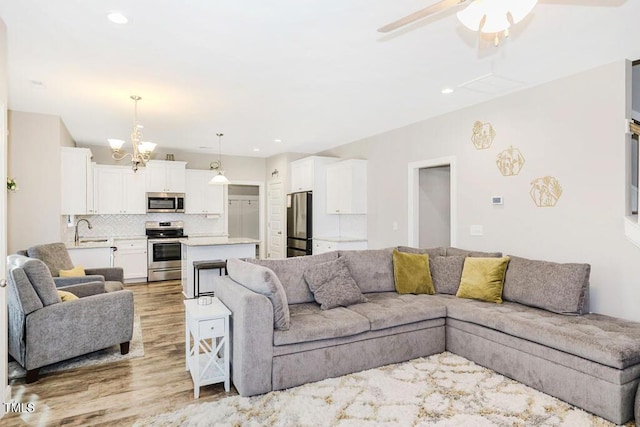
193 259 227 298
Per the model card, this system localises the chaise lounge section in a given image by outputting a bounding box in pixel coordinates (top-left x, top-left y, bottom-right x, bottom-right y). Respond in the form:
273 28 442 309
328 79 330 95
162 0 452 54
214 247 640 425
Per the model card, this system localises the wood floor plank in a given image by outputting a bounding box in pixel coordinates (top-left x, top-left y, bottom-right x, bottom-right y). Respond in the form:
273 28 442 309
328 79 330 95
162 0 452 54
3 280 236 426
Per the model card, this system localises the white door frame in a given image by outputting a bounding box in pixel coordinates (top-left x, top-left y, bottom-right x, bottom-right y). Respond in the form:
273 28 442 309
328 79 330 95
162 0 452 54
228 180 265 259
1 103 9 415
407 156 457 247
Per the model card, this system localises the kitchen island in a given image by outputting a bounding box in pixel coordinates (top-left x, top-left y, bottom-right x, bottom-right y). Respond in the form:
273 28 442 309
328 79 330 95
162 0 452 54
180 237 260 298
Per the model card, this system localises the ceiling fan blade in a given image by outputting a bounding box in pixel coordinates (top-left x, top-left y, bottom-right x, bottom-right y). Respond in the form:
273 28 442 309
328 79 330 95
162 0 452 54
377 0 469 33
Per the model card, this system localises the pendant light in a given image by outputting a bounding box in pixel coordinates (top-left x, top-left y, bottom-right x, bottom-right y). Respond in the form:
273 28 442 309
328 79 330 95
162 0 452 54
209 133 230 185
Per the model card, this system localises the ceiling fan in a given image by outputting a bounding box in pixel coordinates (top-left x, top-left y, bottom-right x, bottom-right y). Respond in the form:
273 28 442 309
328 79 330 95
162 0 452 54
378 0 620 45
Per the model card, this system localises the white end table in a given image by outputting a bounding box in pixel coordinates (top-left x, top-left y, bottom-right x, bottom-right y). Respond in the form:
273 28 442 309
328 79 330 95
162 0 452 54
184 297 231 398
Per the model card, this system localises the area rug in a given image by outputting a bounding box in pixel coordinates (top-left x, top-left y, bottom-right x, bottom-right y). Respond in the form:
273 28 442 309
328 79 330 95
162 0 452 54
9 315 144 380
135 352 628 427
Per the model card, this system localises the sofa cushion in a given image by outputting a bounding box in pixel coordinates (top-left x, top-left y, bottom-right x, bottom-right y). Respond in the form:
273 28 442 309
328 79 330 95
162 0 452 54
502 255 590 315
397 246 445 259
227 258 290 330
26 242 74 277
431 255 465 295
273 303 370 346
445 247 502 257
21 258 62 306
442 295 640 369
248 252 339 304
57 290 79 301
392 250 434 295
456 257 510 304
304 257 367 310
338 248 395 293
348 292 446 331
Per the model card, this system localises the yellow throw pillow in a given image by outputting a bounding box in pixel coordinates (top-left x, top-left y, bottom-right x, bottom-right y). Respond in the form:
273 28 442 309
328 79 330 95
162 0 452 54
392 250 435 295
57 290 79 302
456 256 510 303
59 265 86 277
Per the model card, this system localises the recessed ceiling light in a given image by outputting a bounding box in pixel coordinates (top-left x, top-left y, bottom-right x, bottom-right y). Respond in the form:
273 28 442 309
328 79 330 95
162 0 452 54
441 88 454 94
253 148 261 152
274 139 282 143
107 12 128 24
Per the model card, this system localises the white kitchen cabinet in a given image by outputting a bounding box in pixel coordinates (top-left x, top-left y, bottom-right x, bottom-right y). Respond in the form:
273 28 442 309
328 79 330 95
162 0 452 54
313 238 367 255
94 165 147 214
289 158 315 192
326 159 367 214
61 147 95 214
185 170 225 215
113 238 148 283
67 246 114 269
146 160 187 193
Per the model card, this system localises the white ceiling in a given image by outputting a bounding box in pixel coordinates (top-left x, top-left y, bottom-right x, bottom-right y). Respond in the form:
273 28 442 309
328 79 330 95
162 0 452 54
1 0 639 158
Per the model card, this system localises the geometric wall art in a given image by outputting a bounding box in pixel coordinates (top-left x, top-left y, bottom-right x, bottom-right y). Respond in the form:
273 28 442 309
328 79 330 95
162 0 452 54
530 176 563 207
496 146 525 176
471 121 496 150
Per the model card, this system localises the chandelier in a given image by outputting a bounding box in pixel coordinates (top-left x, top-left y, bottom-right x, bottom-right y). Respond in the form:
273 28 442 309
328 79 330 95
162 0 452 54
109 95 157 171
457 0 538 46
209 133 230 185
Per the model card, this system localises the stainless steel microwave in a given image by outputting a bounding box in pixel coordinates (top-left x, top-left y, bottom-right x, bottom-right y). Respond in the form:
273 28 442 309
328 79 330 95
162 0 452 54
146 192 185 213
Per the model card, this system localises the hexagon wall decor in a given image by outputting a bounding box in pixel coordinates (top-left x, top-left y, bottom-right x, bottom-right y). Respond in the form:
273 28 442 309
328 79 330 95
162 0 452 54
530 176 563 207
496 146 525 176
471 121 496 150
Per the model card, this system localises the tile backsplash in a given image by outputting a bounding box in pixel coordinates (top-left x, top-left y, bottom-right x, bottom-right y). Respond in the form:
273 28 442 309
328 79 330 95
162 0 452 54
61 213 227 242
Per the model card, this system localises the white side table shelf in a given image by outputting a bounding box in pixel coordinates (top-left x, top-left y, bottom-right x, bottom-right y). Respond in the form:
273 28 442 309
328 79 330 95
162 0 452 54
184 298 231 398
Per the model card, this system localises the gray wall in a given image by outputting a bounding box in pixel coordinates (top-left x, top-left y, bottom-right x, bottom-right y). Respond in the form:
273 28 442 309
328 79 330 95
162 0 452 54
322 61 640 322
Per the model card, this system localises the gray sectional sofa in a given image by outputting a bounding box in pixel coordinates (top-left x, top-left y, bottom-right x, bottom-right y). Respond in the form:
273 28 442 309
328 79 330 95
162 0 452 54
213 247 640 425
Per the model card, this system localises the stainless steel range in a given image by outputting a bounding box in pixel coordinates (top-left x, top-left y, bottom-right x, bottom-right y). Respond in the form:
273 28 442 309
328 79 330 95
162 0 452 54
146 221 186 282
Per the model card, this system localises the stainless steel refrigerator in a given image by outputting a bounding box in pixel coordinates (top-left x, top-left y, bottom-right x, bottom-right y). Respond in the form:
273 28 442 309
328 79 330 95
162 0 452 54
287 191 312 257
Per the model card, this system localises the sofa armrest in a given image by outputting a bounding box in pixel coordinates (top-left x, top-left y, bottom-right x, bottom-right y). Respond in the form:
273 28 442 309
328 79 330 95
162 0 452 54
214 276 274 396
56 280 106 298
24 290 134 370
54 275 105 287
85 267 124 283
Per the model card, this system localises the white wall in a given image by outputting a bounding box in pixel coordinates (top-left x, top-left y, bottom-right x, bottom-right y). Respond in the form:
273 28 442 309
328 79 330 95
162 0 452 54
7 111 74 252
322 61 640 322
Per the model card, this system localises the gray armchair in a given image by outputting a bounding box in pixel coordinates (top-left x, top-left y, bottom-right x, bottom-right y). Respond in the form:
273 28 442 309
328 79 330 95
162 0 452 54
6 254 134 383
25 242 124 293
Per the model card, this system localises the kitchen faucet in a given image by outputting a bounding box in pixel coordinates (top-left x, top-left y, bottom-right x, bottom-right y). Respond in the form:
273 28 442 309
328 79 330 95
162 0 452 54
74 218 93 245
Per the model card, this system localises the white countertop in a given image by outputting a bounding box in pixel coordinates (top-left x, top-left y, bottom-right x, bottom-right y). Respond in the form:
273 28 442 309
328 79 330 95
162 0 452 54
314 236 368 243
65 239 114 249
180 237 261 247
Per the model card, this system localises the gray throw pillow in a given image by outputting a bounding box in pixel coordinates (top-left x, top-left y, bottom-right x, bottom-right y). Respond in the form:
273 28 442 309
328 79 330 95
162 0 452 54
226 258 290 330
431 255 465 295
304 257 367 310
502 255 590 315
445 247 502 258
397 246 446 259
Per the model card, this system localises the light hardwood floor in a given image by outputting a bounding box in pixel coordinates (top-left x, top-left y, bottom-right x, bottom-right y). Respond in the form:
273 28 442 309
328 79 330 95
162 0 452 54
4 280 236 426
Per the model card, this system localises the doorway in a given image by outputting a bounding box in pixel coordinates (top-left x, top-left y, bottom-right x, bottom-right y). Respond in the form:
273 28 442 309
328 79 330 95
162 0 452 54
226 183 265 258
408 157 456 248
419 166 451 247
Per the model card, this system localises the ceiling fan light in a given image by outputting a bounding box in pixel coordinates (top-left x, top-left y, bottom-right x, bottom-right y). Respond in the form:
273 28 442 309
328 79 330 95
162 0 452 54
457 0 537 34
509 0 538 24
